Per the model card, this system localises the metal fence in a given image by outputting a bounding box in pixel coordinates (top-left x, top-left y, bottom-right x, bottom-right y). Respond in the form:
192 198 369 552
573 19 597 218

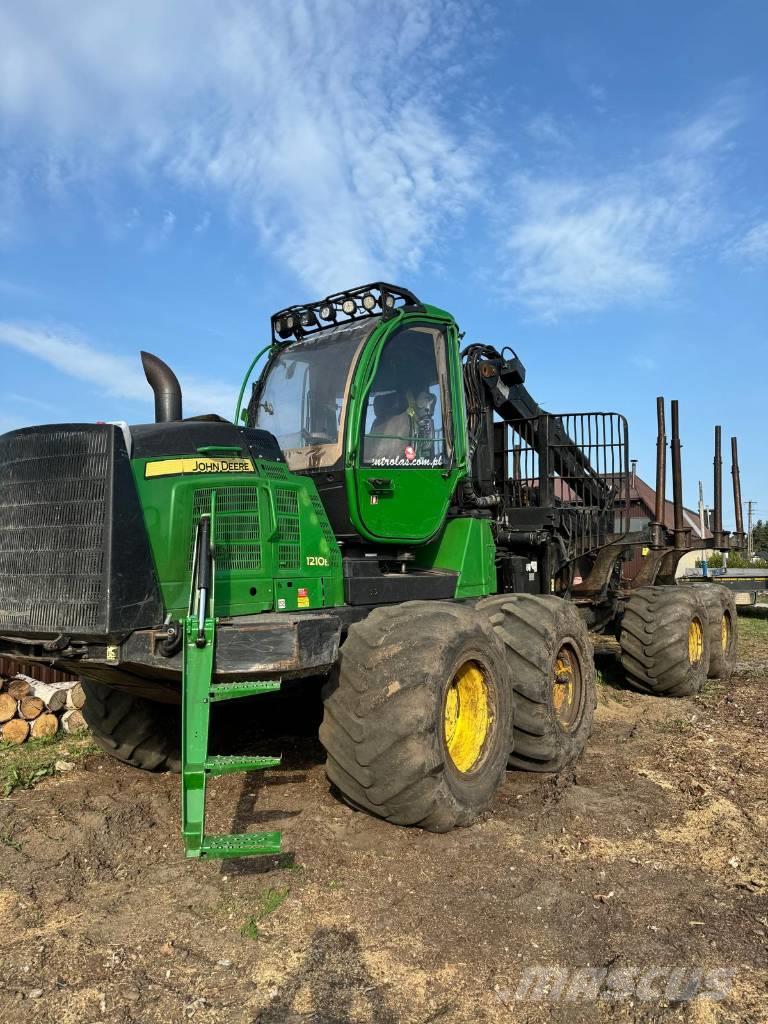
498 412 630 563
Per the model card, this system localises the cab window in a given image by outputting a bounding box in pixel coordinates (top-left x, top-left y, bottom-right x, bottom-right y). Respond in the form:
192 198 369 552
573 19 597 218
362 326 451 467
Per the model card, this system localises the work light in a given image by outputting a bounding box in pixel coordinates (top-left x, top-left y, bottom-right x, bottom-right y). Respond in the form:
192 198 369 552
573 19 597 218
362 292 376 311
319 302 336 321
276 316 293 339
341 298 357 316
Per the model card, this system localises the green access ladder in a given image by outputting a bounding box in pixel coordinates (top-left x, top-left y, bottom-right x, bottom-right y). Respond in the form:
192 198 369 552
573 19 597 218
181 509 283 860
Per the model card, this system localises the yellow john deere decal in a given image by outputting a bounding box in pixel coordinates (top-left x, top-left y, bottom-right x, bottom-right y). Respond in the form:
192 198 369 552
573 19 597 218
145 457 255 479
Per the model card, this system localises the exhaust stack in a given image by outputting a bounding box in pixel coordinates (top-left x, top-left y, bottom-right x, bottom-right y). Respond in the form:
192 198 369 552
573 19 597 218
712 426 727 549
670 400 689 549
731 436 745 549
141 351 183 424
650 396 667 547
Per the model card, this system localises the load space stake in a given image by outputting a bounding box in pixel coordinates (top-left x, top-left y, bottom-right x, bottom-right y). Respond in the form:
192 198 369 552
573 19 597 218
181 508 282 860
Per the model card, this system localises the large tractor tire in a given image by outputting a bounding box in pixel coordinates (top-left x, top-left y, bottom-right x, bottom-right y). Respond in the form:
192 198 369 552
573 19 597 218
477 594 596 772
709 586 738 680
619 586 711 697
81 680 181 772
320 601 514 832
689 584 738 680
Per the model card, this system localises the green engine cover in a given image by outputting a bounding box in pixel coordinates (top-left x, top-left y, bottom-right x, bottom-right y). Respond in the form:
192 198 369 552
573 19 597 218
131 456 344 619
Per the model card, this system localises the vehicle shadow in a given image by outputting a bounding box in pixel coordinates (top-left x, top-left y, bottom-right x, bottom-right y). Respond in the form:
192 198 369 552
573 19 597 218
254 926 398 1024
738 603 768 620
591 640 627 691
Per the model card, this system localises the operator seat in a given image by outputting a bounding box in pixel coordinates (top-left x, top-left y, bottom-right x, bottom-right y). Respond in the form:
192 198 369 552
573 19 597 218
366 390 437 461
366 392 407 460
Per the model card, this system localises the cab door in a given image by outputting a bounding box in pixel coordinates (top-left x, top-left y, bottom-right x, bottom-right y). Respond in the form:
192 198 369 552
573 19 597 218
350 320 463 543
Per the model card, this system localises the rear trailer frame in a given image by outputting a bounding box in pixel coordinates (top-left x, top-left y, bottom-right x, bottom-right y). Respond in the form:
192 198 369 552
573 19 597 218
680 568 768 602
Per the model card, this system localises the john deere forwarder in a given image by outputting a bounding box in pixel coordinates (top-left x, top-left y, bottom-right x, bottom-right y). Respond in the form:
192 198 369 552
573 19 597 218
0 283 742 858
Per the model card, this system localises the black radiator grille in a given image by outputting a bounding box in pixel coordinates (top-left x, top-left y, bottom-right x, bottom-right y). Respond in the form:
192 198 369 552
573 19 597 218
0 423 162 638
0 427 110 633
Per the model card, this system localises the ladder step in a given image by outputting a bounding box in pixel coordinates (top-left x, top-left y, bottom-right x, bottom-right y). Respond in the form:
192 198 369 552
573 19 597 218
200 831 282 859
204 754 281 776
208 680 281 702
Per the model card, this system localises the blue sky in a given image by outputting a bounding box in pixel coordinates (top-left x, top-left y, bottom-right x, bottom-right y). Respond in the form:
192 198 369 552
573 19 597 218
0 0 766 528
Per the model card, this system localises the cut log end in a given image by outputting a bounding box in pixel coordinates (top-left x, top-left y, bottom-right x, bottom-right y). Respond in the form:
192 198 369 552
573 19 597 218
29 681 70 713
0 692 17 724
7 678 32 701
1 718 30 744
30 713 59 740
61 708 88 734
19 695 45 721
67 682 86 711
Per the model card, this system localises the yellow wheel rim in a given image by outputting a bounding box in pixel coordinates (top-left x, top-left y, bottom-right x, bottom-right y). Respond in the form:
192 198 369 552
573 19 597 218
721 612 731 653
688 618 704 665
552 645 582 731
444 661 491 774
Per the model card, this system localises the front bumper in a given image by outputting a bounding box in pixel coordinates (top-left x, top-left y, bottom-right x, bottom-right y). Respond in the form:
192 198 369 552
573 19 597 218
0 612 343 703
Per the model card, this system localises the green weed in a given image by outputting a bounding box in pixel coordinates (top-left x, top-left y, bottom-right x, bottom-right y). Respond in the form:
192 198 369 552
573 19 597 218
0 735 99 796
0 829 21 850
239 886 290 940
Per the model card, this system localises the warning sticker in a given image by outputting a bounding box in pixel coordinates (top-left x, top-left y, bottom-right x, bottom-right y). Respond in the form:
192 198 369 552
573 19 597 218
144 456 255 479
297 587 310 609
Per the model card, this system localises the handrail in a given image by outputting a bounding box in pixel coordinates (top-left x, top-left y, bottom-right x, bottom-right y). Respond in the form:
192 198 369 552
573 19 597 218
233 343 273 425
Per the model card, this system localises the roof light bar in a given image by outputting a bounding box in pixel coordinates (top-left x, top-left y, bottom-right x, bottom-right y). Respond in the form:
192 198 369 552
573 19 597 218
270 282 423 344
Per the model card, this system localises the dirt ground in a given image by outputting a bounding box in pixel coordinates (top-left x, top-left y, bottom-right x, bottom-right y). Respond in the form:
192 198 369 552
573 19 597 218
1 612 767 1024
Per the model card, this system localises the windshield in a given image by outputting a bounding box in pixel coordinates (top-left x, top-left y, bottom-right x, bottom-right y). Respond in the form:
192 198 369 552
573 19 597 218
249 319 377 469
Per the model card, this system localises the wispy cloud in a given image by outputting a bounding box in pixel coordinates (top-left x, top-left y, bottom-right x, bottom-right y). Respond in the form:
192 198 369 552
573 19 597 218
669 93 744 155
498 93 746 318
144 209 177 250
193 211 211 235
526 112 571 148
724 220 768 264
0 0 483 293
0 322 235 415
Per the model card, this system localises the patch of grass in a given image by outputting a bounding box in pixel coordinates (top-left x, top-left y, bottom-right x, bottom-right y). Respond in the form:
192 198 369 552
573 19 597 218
737 611 768 635
0 734 100 795
240 917 261 940
733 611 768 663
698 678 727 705
239 886 290 940
0 828 21 850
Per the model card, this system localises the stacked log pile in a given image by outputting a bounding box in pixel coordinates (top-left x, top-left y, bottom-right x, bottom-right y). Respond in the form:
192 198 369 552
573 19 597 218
0 673 87 744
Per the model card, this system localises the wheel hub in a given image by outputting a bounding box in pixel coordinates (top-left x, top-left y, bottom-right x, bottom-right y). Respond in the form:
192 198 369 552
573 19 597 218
721 612 731 653
688 618 704 665
552 645 583 732
444 661 490 774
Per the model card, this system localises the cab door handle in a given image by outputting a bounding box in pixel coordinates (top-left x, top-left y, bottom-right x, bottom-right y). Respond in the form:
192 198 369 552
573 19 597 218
366 477 394 494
